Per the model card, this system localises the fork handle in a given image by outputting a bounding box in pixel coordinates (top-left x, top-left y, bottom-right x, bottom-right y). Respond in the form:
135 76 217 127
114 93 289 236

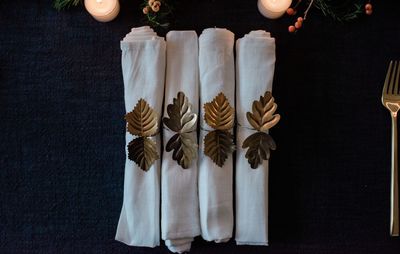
391 114 399 236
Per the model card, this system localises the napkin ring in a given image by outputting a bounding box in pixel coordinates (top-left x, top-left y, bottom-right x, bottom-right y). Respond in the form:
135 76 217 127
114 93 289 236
125 98 159 172
242 91 280 169
203 92 235 167
163 92 198 169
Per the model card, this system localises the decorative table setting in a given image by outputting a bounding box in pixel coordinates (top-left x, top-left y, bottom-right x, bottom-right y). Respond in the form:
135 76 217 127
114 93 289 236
1 0 400 253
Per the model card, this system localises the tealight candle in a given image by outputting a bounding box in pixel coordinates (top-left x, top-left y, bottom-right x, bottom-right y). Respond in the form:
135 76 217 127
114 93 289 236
84 0 120 22
258 0 292 19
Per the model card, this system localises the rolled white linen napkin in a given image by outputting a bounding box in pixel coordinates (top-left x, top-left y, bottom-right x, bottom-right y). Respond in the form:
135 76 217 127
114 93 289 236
115 26 166 247
235 30 276 246
198 28 235 243
161 31 201 253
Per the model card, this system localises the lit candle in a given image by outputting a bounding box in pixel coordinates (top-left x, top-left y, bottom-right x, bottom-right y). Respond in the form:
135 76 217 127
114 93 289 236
84 0 120 22
258 0 292 19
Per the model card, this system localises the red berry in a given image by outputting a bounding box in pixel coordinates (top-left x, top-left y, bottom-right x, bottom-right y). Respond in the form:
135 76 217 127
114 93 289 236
288 26 296 33
295 22 302 29
286 8 295 16
365 3 372 10
297 17 304 23
366 9 373 15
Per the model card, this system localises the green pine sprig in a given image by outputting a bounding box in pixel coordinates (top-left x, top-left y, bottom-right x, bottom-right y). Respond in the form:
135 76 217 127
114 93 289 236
314 0 365 22
53 0 81 11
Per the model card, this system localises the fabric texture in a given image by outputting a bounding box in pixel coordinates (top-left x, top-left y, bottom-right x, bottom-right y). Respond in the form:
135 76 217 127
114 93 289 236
3 1 400 253
198 28 235 243
115 26 166 247
235 30 276 246
161 31 201 253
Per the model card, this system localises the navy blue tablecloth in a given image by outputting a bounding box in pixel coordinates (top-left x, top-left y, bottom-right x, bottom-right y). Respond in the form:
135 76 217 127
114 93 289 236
1 0 400 253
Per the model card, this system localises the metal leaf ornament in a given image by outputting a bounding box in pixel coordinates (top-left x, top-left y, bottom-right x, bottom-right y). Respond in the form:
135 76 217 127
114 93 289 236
127 137 159 172
204 130 235 167
163 92 198 169
203 92 235 167
125 98 159 171
204 92 235 130
243 132 276 169
125 99 158 137
246 91 280 132
243 91 280 169
166 133 197 169
163 92 197 133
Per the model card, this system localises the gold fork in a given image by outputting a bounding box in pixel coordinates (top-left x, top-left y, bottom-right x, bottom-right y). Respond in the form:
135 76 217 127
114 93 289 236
382 60 400 237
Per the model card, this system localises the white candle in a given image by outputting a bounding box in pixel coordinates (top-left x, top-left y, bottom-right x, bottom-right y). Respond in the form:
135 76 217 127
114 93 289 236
84 0 120 22
258 0 292 19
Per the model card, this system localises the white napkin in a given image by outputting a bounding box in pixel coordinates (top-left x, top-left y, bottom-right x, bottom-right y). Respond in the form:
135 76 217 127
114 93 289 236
161 31 201 253
198 28 235 242
115 26 166 247
235 30 276 246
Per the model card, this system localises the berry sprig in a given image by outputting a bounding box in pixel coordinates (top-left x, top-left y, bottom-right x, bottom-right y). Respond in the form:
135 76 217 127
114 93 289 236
365 1 373 15
286 0 373 33
141 0 173 28
143 0 161 14
287 0 314 33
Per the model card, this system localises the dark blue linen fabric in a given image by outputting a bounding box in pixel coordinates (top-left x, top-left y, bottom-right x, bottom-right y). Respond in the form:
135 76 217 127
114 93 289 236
1 0 400 253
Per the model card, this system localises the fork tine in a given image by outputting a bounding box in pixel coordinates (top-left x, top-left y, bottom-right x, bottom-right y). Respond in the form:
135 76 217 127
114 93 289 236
384 60 394 94
389 61 397 94
395 61 400 95
390 61 398 94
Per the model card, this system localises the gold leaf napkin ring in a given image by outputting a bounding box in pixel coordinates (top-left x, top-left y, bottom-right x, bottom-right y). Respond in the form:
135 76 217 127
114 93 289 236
125 98 159 172
242 91 280 169
203 92 235 167
163 92 198 169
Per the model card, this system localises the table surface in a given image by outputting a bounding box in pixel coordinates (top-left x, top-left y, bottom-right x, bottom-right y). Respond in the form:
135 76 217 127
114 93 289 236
1 0 400 253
